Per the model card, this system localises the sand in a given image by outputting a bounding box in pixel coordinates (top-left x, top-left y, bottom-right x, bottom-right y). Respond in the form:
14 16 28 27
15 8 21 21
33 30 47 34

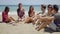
0 15 60 34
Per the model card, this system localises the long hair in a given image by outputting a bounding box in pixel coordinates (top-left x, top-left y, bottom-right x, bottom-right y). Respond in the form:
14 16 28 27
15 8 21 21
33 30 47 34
18 3 22 9
28 5 34 17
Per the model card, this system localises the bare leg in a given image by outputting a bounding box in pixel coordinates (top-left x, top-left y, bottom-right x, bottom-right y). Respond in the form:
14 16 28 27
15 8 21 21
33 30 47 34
36 19 41 26
36 22 47 31
33 15 41 25
35 18 53 31
9 17 18 23
5 18 11 23
24 17 31 23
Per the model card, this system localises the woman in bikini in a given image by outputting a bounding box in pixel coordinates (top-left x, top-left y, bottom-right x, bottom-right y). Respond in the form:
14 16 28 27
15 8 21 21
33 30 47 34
24 5 35 24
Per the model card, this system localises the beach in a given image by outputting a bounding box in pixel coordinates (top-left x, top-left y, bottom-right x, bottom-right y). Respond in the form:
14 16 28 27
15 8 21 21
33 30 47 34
0 0 60 34
0 14 60 34
0 5 60 34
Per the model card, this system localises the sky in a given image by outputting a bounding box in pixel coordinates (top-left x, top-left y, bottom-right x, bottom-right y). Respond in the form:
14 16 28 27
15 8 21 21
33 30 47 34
0 0 60 5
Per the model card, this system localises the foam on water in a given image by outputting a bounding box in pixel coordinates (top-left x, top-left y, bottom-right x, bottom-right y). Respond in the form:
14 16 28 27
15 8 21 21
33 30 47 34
0 10 60 15
0 5 60 15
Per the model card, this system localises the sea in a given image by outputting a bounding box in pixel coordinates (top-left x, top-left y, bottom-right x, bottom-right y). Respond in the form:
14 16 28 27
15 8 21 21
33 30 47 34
0 5 60 15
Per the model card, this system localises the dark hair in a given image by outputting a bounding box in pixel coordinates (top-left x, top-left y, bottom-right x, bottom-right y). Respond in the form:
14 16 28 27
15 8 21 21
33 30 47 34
29 5 34 12
41 4 46 9
53 5 59 13
5 6 9 11
28 5 34 17
18 3 22 6
48 4 52 8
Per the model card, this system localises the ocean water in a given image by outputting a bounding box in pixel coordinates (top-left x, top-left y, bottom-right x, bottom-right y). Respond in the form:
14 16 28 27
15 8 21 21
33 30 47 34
0 5 60 15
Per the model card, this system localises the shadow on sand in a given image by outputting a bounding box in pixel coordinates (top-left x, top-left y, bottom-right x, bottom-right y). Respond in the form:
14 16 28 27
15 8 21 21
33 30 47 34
44 27 60 33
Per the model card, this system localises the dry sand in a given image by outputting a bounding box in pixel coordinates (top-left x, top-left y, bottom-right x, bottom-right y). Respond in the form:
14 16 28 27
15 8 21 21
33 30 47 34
0 15 60 34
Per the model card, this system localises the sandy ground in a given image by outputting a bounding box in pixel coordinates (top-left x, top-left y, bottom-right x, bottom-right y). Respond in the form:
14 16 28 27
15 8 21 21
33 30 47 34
0 15 60 34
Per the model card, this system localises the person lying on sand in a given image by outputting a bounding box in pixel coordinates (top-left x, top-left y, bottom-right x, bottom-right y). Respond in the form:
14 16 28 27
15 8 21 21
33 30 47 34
17 3 25 21
2 6 17 23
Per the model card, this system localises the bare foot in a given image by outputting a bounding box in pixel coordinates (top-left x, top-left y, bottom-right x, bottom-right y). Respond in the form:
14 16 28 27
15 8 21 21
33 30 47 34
35 26 39 30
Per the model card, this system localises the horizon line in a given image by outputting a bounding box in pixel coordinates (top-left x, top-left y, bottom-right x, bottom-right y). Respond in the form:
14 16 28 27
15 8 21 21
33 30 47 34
0 4 60 6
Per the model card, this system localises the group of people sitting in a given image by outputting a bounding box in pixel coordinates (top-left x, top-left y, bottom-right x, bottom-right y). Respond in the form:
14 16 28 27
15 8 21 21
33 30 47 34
2 3 60 31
